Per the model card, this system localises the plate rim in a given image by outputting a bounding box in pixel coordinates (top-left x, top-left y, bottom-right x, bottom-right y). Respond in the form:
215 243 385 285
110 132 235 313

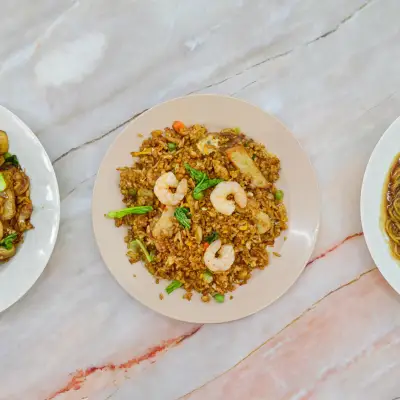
92 94 320 323
361 115 400 294
0 105 61 312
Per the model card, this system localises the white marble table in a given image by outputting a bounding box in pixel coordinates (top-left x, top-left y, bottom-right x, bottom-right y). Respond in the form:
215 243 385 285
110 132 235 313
1 1 400 399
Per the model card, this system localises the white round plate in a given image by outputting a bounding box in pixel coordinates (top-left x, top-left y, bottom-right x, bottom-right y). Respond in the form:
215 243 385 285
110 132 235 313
0 106 60 312
93 95 320 323
361 116 400 294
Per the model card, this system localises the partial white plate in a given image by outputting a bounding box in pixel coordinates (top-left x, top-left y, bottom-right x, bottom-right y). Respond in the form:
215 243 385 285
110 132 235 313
0 106 60 312
93 95 320 323
361 116 400 294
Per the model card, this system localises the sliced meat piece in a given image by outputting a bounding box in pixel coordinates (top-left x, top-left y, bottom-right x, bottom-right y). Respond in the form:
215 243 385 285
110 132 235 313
255 211 272 234
13 171 30 196
0 245 15 260
226 145 268 188
1 189 16 220
152 206 176 238
17 202 33 231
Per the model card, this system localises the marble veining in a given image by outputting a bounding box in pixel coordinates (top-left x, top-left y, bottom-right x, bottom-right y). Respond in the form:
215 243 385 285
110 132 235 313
1 0 400 399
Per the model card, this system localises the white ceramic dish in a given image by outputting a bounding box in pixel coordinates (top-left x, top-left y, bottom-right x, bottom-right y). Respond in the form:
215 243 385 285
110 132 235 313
361 116 400 294
93 95 320 323
0 106 60 312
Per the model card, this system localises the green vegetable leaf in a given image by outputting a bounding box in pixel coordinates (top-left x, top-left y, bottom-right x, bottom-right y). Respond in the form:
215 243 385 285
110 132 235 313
174 207 191 229
165 280 183 294
167 142 177 152
205 231 219 244
252 154 256 160
129 240 140 252
129 239 154 262
4 153 19 167
106 206 153 219
214 294 225 303
0 173 6 192
184 164 223 200
233 127 241 134
193 178 223 199
184 163 207 184
0 233 17 250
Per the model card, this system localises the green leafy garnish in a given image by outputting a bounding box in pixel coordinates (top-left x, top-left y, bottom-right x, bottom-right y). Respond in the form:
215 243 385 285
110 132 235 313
205 231 219 244
275 190 284 201
233 127 241 134
129 239 154 262
4 152 19 167
165 280 183 294
184 163 207 184
214 294 225 303
0 233 17 250
174 207 191 229
203 271 213 283
167 142 177 152
193 178 223 200
252 154 256 160
106 206 153 219
184 163 223 200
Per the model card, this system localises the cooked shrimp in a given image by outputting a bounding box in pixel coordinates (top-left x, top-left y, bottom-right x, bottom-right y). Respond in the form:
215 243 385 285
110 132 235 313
210 181 247 215
204 239 234 272
154 172 188 206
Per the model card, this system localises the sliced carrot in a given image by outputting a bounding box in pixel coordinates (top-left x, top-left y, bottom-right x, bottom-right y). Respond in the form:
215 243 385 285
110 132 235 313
203 242 210 250
172 121 185 134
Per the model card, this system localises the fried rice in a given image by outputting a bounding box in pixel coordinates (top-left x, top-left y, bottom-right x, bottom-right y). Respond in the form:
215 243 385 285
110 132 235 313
112 122 288 303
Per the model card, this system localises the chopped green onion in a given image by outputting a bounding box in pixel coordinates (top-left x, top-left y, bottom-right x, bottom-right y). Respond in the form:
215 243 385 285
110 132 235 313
0 173 6 192
165 280 183 294
203 271 213 283
129 239 154 262
184 163 207 184
167 142 177 152
252 154 256 160
214 294 225 303
275 190 284 201
106 206 153 219
174 207 191 229
4 153 19 166
0 233 17 250
205 231 219 244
